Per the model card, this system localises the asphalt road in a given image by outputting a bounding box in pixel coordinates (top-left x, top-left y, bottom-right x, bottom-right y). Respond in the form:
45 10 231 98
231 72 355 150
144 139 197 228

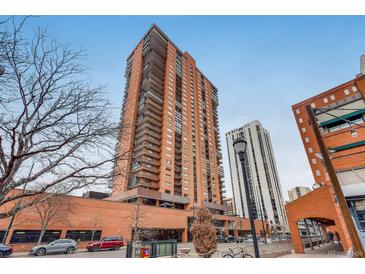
13 248 127 258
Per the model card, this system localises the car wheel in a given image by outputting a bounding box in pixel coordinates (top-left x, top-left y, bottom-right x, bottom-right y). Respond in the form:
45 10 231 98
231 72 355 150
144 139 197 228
0 251 4 258
36 248 46 256
66 247 75 254
92 246 100 252
113 245 120 250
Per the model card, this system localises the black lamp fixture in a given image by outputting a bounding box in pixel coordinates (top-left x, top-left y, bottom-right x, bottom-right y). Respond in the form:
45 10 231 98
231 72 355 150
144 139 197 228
233 137 260 258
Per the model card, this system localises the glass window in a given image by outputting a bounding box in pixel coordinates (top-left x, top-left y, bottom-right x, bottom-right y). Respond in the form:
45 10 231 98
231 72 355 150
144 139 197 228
0 230 5 243
10 230 61 244
65 230 102 242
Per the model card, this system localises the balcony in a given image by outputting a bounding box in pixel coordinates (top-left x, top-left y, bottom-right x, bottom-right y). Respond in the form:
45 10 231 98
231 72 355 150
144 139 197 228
135 171 160 181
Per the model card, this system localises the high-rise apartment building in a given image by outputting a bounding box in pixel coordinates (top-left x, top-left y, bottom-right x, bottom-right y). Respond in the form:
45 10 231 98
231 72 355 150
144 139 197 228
287 186 311 202
112 25 226 213
226 120 288 234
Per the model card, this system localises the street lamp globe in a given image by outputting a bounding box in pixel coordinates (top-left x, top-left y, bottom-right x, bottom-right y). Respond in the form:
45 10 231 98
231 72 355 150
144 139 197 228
233 137 247 154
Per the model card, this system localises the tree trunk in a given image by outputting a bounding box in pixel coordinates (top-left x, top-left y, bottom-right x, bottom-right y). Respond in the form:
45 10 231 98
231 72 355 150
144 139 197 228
38 228 46 245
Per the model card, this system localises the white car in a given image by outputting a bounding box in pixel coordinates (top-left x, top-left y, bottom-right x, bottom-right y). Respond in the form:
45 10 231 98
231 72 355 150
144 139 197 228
29 239 77 256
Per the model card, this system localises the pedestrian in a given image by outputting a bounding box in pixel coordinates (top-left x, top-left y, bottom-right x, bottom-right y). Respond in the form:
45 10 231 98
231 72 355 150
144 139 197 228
328 232 334 244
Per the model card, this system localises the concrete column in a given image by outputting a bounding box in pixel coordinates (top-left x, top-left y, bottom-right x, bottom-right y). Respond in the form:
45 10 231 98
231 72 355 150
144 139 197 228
182 229 188 243
234 227 239 238
224 220 229 237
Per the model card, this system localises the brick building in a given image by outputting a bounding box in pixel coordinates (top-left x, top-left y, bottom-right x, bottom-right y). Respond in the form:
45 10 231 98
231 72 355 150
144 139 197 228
286 59 365 254
0 25 268 252
111 24 226 214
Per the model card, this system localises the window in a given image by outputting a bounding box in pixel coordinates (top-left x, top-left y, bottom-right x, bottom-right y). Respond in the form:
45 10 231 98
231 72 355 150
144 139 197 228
10 230 61 244
304 137 310 143
0 230 5 243
165 182 171 186
315 170 321 176
352 86 358 92
65 230 102 241
311 158 317 164
330 95 336 101
301 127 307 133
311 103 316 108
323 97 328 103
298 118 303 124
308 147 313 153
344 89 350 95
295 109 300 114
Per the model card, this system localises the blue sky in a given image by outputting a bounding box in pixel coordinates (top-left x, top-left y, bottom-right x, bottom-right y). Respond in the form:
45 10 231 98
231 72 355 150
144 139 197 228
10 16 365 200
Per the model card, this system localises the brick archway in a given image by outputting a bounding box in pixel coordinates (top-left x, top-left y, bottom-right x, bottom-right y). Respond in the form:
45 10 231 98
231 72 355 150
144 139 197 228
286 185 352 254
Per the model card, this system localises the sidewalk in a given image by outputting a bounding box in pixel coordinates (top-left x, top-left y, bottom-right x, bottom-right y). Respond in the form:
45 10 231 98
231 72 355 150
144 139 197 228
279 243 347 258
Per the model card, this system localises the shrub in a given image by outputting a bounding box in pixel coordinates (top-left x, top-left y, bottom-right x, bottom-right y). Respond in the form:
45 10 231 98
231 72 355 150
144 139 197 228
190 207 217 257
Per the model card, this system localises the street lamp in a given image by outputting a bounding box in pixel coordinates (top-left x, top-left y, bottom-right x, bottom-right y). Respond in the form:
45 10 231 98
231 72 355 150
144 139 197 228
233 137 260 258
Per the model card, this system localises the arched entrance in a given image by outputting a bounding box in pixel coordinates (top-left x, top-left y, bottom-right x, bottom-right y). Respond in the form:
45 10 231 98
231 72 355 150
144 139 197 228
286 186 352 254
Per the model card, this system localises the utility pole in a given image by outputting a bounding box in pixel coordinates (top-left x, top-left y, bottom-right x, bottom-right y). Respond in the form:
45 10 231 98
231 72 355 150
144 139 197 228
306 105 365 257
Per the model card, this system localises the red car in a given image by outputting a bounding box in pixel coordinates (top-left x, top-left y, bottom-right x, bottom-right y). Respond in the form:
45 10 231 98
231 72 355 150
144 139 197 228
87 236 124 252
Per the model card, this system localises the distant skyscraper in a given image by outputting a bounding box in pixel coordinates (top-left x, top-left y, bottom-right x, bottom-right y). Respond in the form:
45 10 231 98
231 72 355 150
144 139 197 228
287 186 311 202
112 25 226 213
226 120 288 234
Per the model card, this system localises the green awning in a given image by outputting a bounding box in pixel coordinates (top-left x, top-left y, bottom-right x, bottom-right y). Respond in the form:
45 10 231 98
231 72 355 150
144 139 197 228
333 140 365 152
319 109 365 127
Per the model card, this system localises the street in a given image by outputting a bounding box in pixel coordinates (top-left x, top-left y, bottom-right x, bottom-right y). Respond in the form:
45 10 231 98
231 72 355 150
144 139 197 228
13 248 127 258
9 241 292 258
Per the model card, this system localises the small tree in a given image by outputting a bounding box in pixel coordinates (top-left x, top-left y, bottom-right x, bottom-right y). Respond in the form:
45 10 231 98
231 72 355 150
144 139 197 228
128 200 150 241
190 207 217 258
90 215 103 241
31 195 74 244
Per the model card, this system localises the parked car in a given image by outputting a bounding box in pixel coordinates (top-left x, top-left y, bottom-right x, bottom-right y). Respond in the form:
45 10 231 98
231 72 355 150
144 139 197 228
225 235 236 243
87 236 124 252
0 243 13 257
29 239 77 256
216 235 225 243
235 236 246 243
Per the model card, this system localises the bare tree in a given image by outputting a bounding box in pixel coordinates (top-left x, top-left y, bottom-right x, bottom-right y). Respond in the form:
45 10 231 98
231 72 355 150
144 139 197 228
29 195 74 244
128 200 151 241
90 215 103 241
0 17 128 219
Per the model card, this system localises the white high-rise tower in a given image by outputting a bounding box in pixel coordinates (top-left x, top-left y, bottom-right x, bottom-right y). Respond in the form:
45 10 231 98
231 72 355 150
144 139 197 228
226 120 288 235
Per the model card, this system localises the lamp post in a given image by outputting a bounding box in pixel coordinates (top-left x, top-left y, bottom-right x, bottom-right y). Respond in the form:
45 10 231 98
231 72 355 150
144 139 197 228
233 137 260 258
306 105 365 258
